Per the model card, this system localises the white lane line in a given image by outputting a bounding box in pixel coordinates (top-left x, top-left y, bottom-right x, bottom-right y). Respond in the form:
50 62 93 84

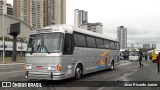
120 69 138 81
117 61 132 67
97 87 105 90
144 64 149 66
0 63 25 66
133 69 138 72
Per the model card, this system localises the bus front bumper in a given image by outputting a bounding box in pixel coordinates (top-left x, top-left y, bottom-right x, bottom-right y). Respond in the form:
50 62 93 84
25 71 66 80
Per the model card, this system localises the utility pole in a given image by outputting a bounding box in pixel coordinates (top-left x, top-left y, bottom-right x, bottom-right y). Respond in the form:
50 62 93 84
2 1 6 63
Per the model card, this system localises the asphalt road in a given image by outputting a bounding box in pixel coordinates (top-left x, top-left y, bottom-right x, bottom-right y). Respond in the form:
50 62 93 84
0 59 160 90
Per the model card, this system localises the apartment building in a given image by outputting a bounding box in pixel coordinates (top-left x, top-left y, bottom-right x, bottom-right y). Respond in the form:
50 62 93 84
13 0 66 29
0 0 7 14
117 26 127 48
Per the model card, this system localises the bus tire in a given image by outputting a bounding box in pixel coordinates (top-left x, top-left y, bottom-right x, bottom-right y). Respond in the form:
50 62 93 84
75 64 83 80
110 61 114 71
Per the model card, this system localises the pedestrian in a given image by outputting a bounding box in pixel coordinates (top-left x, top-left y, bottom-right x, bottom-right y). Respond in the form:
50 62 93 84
156 52 160 74
139 51 143 67
145 53 148 62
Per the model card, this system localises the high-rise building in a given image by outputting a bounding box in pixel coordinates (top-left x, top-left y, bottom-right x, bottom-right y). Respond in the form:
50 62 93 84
44 0 66 26
74 9 88 27
117 26 127 48
152 44 156 49
0 0 7 14
74 9 103 34
6 3 13 15
13 0 66 29
13 0 21 19
80 22 103 34
143 44 156 49
31 0 44 29
143 44 150 49
13 0 44 29
0 0 13 15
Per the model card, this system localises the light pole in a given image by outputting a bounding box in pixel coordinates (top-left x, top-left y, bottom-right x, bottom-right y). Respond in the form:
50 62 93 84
2 2 5 64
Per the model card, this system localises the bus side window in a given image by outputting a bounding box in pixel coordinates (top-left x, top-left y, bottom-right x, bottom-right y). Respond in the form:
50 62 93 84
63 35 73 55
110 41 116 49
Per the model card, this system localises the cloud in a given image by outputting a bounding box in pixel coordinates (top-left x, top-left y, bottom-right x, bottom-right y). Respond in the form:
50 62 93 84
67 0 160 47
102 15 160 45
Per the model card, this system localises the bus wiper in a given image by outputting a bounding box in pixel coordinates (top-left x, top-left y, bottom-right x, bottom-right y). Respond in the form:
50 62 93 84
33 44 40 53
30 42 34 55
43 45 50 54
32 40 41 53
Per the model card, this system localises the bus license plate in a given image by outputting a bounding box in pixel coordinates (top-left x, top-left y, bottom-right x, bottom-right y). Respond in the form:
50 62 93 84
36 66 43 70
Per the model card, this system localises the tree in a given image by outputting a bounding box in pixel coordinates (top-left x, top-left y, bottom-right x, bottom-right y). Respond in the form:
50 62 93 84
0 37 2 41
17 36 26 43
17 36 26 57
0 36 12 41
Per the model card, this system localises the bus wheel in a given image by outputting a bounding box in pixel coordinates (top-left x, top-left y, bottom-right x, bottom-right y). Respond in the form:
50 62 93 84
110 61 114 71
75 64 82 79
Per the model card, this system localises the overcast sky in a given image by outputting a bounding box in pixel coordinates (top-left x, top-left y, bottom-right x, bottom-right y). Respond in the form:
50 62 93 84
7 0 160 48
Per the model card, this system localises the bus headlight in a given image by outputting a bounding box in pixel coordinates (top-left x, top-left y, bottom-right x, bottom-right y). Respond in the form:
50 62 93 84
48 66 55 71
25 64 32 70
48 65 62 71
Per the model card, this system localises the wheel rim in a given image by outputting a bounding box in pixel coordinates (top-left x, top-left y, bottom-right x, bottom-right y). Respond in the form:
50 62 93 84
76 67 81 78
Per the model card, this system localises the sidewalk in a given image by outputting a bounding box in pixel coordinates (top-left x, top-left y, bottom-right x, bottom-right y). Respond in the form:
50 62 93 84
0 57 25 64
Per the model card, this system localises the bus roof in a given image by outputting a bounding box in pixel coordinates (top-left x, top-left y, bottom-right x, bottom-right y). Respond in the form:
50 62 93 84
120 49 126 51
129 48 139 51
42 24 118 42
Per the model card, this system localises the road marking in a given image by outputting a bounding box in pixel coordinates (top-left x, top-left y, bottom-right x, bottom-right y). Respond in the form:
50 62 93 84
97 87 105 90
0 63 25 66
144 64 149 66
133 69 138 72
117 61 132 67
120 69 138 81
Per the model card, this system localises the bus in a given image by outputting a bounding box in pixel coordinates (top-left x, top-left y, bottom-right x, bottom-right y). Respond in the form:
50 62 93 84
25 24 120 80
129 48 139 60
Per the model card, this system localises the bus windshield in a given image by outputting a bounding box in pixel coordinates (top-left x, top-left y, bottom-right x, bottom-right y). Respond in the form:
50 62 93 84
129 51 139 56
27 32 64 53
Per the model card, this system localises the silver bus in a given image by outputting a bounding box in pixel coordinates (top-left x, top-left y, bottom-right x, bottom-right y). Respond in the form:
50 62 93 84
25 24 120 80
129 48 140 61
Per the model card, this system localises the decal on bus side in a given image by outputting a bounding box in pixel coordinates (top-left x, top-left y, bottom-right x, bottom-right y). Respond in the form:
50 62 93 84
96 49 111 69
